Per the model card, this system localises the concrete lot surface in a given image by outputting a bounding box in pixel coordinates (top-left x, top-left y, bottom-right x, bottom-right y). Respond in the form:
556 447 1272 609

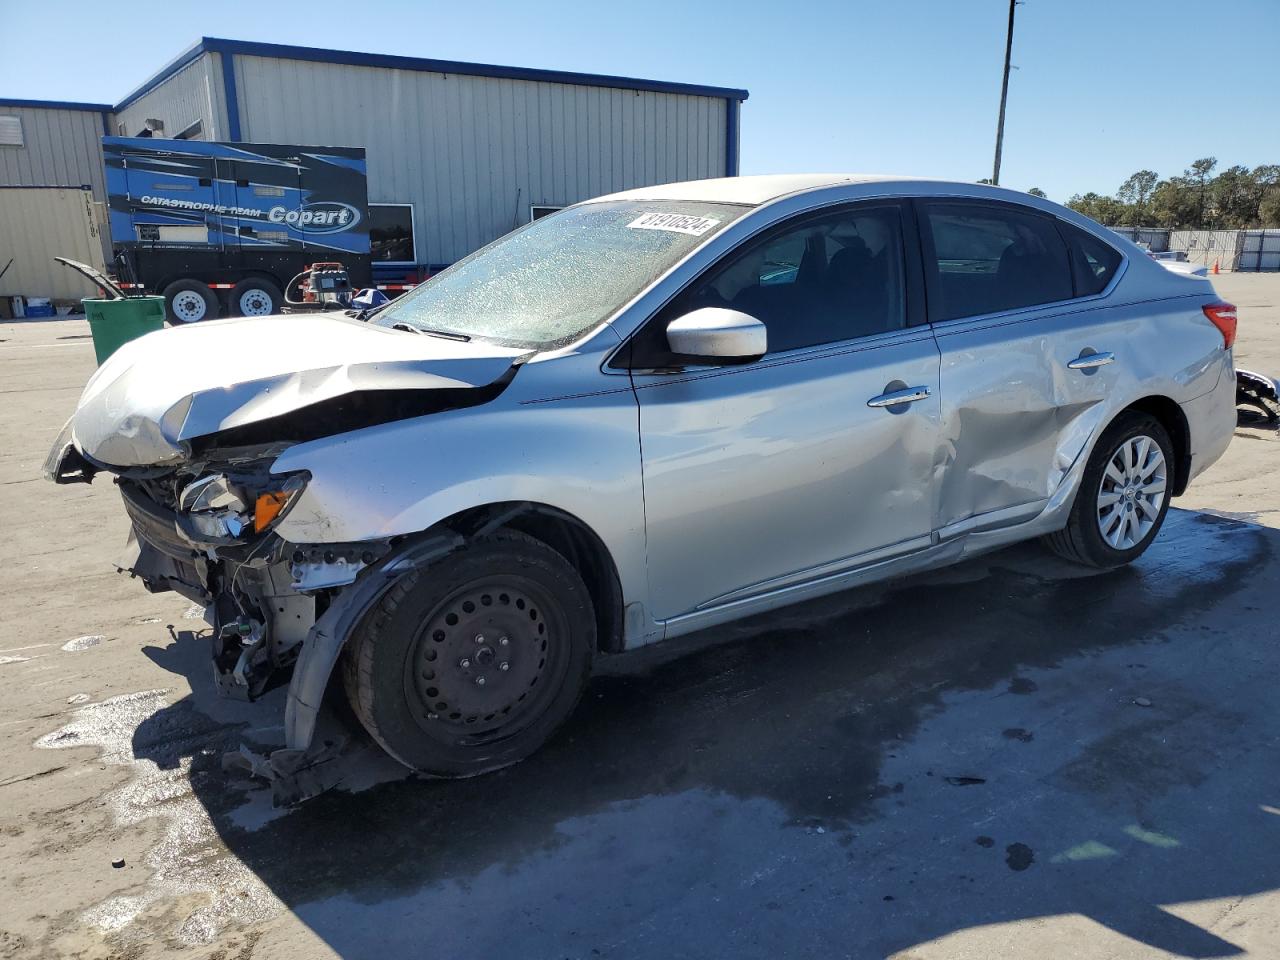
1 274 1278 959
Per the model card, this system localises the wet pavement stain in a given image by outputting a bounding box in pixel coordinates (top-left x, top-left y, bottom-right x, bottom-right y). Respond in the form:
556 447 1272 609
1005 843 1035 871
207 516 1264 880
60 634 105 652
34 691 283 947
39 510 1280 958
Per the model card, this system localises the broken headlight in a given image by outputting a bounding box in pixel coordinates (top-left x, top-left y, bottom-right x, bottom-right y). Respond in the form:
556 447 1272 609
178 472 307 539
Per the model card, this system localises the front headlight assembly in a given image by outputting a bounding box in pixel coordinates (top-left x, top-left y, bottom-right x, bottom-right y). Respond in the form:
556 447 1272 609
179 472 308 539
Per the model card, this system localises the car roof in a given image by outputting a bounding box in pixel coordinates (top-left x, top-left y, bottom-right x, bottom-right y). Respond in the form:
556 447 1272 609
589 174 930 206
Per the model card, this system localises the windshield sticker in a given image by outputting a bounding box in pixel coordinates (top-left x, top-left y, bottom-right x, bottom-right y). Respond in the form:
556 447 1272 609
627 212 721 236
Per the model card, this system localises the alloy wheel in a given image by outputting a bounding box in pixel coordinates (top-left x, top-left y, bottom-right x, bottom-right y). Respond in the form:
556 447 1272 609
1096 434 1166 550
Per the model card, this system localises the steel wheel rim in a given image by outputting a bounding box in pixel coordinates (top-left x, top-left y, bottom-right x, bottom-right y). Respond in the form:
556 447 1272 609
405 575 568 745
172 290 207 322
1096 434 1166 550
239 288 273 316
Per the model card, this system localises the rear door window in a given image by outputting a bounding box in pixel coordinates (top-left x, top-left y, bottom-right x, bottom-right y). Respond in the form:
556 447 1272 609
922 202 1073 321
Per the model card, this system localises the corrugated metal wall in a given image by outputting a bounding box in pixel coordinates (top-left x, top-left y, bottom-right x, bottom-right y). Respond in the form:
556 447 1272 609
112 53 228 141
232 54 728 264
1107 226 1171 252
0 187 106 300
1169 230 1245 271
1238 230 1280 272
0 105 107 198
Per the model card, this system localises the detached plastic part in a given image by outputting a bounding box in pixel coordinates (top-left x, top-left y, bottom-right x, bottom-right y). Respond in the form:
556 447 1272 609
222 737 347 807
1236 368 1280 422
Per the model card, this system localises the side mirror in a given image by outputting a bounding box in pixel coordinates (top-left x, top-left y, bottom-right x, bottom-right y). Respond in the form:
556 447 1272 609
665 307 767 364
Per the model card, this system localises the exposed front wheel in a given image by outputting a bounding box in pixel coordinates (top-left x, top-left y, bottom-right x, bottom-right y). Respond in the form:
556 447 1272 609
342 532 595 776
1044 411 1174 568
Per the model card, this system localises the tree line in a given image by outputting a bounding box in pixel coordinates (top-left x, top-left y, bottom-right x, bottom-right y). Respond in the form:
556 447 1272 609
1054 159 1280 229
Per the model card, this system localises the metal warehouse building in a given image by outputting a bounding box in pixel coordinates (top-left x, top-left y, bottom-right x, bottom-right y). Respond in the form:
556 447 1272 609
0 37 747 305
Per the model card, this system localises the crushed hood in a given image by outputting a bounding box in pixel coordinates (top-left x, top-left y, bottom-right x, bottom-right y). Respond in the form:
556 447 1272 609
72 313 525 467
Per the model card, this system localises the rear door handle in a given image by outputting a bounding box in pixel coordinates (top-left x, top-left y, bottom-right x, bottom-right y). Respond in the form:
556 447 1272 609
1068 351 1115 370
867 385 931 408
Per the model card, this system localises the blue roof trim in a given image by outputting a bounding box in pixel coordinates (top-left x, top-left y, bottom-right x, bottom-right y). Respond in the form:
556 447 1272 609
0 98 112 112
114 37 748 109
724 99 740 177
219 51 242 140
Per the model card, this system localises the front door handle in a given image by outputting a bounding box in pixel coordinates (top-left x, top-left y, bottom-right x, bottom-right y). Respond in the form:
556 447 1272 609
1068 351 1115 370
867 385 931 408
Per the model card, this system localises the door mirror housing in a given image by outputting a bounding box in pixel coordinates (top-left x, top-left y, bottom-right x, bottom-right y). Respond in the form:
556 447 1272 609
665 308 767 364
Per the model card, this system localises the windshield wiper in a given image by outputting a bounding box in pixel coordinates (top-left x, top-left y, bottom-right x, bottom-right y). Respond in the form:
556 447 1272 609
414 330 471 343
390 321 471 342
420 329 471 342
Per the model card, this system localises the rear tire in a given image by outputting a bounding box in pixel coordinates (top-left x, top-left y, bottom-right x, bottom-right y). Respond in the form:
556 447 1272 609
231 278 282 317
1044 411 1173 568
162 279 218 324
342 531 595 777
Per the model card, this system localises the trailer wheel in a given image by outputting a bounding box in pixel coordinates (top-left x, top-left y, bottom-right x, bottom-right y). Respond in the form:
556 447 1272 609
232 278 282 318
163 280 219 324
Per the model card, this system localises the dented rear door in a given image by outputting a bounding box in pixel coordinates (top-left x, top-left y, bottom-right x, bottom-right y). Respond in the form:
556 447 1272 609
918 199 1119 537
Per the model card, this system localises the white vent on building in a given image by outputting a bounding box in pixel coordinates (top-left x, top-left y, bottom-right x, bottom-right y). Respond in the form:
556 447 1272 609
0 115 23 147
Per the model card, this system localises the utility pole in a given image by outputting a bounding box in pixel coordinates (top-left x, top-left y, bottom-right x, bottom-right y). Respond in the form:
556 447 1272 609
991 0 1017 185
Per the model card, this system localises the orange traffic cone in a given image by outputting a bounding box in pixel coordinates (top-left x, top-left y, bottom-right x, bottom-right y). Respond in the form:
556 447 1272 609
1212 259 1220 275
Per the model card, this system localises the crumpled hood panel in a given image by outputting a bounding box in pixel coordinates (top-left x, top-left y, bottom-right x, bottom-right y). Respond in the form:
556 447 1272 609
72 313 525 467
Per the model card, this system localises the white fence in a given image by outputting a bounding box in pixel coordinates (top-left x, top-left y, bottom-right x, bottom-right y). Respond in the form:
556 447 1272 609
1169 230 1246 271
1107 226 1171 252
1108 227 1280 272
1239 230 1280 272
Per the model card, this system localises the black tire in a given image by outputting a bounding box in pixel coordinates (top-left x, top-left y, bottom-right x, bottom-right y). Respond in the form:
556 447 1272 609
342 531 595 776
162 279 219 324
1044 411 1174 568
230 278 282 318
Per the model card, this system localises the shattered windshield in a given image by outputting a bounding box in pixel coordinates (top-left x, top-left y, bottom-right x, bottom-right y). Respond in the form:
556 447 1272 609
373 199 749 348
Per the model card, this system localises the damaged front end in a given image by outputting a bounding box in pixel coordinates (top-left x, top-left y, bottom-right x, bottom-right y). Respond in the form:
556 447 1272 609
49 434 449 804
45 311 528 801
110 449 350 702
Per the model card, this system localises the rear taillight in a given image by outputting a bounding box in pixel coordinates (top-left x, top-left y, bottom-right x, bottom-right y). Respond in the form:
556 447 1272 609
1203 301 1237 349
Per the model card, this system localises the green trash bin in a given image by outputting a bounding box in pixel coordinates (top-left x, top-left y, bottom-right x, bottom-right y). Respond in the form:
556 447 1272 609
82 296 167 366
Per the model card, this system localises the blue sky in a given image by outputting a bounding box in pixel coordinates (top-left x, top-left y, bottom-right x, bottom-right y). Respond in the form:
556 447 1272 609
3 0 1276 201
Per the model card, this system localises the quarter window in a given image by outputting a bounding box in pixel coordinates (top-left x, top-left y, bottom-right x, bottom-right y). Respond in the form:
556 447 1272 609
676 205 907 353
1061 222 1123 296
923 203 1072 321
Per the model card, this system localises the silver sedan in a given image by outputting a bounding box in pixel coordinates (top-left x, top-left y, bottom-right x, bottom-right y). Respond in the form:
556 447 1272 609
47 175 1237 793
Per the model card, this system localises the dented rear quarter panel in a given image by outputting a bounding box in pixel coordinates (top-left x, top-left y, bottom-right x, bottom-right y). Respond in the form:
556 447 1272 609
931 286 1230 535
